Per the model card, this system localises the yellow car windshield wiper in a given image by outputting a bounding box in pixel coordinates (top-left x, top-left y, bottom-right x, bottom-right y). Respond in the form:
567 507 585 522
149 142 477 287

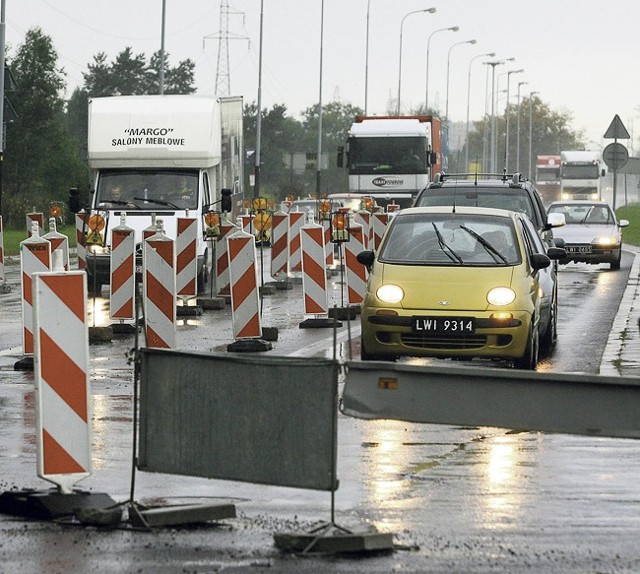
459 224 508 264
431 222 462 264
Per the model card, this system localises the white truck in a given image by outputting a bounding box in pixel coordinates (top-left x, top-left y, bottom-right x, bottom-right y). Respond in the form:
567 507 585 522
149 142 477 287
337 115 442 209
72 94 244 292
560 150 605 201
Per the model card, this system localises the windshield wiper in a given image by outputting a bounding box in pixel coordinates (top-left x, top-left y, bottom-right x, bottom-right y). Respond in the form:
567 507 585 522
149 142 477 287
133 197 180 209
431 223 462 264
100 199 140 208
459 225 508 264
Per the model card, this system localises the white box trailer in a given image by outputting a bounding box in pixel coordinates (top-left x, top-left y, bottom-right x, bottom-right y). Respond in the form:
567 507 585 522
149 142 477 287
77 94 244 292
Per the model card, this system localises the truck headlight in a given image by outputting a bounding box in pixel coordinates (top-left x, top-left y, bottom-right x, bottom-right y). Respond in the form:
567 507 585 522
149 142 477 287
87 244 110 255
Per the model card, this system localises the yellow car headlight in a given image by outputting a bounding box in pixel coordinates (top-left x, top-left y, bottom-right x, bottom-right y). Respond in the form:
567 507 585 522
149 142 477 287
376 284 404 304
487 287 516 306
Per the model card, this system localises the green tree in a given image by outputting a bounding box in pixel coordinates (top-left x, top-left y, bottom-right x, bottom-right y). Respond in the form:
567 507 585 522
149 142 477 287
243 102 308 200
459 95 584 177
3 27 88 225
300 101 363 196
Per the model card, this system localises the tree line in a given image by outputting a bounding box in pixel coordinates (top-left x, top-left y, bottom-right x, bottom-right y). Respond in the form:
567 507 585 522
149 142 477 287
0 27 583 227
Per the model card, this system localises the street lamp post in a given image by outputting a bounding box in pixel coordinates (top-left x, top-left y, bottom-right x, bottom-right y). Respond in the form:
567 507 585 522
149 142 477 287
504 68 524 172
465 51 495 171
528 91 539 178
397 7 436 115
316 0 325 196
364 0 372 114
445 39 476 121
425 26 458 112
484 61 504 173
515 80 528 172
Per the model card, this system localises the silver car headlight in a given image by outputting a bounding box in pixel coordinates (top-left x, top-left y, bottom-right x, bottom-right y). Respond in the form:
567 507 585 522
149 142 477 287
593 236 619 246
487 287 516 306
376 284 404 304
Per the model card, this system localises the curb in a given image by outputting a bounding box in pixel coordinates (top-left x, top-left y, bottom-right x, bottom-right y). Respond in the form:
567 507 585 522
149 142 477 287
600 244 640 376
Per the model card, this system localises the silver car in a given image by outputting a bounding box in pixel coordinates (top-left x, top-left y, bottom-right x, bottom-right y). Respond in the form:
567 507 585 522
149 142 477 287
547 200 629 270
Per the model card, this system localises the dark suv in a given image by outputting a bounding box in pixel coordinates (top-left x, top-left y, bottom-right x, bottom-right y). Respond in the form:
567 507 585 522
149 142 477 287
412 172 565 249
412 171 566 356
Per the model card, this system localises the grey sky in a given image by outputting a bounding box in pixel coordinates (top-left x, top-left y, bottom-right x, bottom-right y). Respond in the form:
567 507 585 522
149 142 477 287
6 1 639 149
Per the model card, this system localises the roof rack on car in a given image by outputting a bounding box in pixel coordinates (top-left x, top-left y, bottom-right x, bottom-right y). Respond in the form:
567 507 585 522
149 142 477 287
432 172 526 181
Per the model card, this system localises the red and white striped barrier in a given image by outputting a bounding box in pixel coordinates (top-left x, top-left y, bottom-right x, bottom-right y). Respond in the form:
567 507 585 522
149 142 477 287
300 217 328 316
0 216 4 284
20 223 52 355
288 210 306 274
26 212 44 237
176 216 198 299
33 270 91 493
110 216 135 321
345 222 368 306
354 210 371 250
371 212 389 252
43 217 70 271
227 225 261 339
143 226 176 349
321 218 334 269
270 211 289 279
216 221 236 297
143 214 159 241
75 211 88 270
240 213 254 236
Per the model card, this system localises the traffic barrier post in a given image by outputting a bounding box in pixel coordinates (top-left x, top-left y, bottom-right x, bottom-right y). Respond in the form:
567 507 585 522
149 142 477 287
299 214 336 328
269 211 290 287
43 217 70 271
109 214 136 328
143 222 177 349
288 210 306 276
371 211 389 252
215 221 236 298
75 211 88 270
33 269 92 493
0 215 6 291
345 222 367 306
19 222 52 361
176 216 201 316
26 212 44 238
226 222 271 352
353 210 371 250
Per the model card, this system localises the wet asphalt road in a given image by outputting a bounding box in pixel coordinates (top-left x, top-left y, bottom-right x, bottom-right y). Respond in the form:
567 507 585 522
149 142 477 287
0 250 639 573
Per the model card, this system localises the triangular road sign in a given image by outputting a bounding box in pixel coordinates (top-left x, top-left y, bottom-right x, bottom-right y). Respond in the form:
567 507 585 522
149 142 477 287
604 114 630 139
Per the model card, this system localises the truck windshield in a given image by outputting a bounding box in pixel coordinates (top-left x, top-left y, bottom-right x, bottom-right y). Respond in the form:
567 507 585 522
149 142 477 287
561 165 600 179
96 170 199 210
348 136 428 175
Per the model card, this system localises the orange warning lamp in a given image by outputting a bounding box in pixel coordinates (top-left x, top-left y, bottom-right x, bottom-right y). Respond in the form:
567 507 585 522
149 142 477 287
254 211 272 232
318 200 332 220
49 204 62 218
88 213 106 232
331 209 350 243
285 194 295 202
362 196 375 212
253 197 267 211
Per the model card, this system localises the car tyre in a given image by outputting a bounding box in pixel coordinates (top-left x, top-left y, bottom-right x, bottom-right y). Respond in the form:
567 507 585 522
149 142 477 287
360 337 397 362
514 320 539 370
539 299 557 357
610 249 622 271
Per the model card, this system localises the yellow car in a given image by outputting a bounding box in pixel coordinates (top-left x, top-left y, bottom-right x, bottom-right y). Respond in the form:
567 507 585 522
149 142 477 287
357 206 566 369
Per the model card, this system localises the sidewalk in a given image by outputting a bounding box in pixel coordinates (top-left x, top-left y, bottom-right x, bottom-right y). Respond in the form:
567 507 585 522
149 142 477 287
600 244 640 377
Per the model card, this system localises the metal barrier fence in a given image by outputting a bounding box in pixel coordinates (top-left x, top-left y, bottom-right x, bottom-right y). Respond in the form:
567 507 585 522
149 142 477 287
138 349 339 490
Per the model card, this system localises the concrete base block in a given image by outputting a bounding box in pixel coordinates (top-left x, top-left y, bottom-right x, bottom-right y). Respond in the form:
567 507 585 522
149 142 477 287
329 306 359 321
14 357 34 371
176 304 203 316
274 527 394 555
268 280 293 291
260 284 277 296
129 502 236 528
299 318 343 329
197 296 226 310
0 489 117 521
261 326 279 341
111 322 137 335
89 326 113 344
227 338 273 352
